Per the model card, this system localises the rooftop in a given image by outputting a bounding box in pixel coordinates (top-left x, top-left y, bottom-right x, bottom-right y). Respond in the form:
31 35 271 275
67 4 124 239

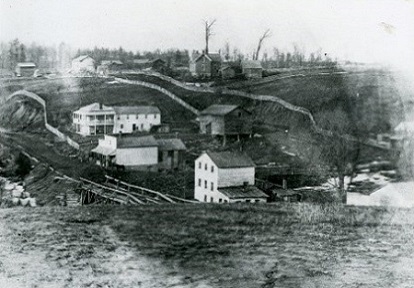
206 151 255 168
76 103 115 113
157 138 186 151
241 60 263 69
73 55 94 62
200 104 239 116
218 186 268 199
194 52 221 63
117 135 158 148
113 106 160 115
101 60 123 65
16 62 36 68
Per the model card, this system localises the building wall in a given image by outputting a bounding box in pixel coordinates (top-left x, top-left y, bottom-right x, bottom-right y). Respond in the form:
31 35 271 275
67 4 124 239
72 58 95 74
228 197 266 203
73 111 115 136
115 147 158 167
114 113 161 134
223 108 253 135
16 67 36 77
243 68 262 79
199 115 225 135
217 167 255 188
194 153 220 202
193 56 212 77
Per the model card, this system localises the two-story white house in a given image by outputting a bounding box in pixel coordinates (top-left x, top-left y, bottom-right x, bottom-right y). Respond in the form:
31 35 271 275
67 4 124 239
73 103 161 136
113 106 161 134
72 103 116 136
194 151 268 203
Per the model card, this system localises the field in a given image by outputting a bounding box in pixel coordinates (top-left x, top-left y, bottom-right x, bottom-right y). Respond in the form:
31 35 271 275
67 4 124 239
1 204 414 287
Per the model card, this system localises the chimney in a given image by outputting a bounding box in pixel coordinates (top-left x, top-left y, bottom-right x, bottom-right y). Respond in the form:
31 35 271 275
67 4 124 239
99 103 103 110
282 179 287 190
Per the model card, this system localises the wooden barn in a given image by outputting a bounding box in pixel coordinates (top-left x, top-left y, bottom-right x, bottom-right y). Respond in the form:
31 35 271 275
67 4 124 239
198 104 253 141
241 60 263 79
190 52 221 78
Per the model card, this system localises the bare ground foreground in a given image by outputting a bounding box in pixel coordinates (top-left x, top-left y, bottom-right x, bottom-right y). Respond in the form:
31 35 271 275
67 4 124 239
1 205 414 287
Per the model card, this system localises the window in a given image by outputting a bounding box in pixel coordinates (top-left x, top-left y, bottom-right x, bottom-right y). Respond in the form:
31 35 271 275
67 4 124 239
140 124 144 130
255 200 260 203
219 199 222 203
210 197 214 203
204 163 207 170
154 114 157 119
246 200 251 203
126 115 129 120
120 124 124 129
211 166 214 173
211 182 214 191
198 162 202 169
204 195 207 202
224 200 228 203
204 180 207 189
145 114 148 119
117 116 120 120
238 112 242 117
198 178 202 187
136 115 138 119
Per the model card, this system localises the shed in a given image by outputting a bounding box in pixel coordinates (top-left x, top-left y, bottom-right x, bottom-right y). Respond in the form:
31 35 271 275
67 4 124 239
241 60 263 79
15 62 36 77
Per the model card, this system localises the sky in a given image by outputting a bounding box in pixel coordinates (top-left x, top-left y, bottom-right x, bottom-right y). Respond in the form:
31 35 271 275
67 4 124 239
1 0 414 67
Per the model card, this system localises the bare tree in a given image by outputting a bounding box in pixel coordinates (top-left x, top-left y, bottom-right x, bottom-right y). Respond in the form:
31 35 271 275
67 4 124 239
204 19 216 55
254 29 271 60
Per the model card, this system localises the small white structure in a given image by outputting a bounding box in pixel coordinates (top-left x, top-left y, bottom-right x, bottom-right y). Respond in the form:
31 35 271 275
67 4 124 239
71 55 95 75
92 135 158 171
113 106 161 134
72 103 161 136
194 151 268 203
73 103 116 136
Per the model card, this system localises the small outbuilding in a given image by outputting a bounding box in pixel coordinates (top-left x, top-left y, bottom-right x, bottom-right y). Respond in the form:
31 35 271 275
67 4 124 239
15 62 36 77
241 60 263 79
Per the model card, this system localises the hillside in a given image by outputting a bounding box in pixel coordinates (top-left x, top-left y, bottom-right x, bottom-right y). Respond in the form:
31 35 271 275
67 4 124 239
1 204 413 287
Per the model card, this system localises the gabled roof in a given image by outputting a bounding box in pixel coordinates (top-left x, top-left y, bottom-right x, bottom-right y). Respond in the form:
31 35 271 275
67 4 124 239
117 135 158 148
113 106 161 115
16 62 36 68
91 145 116 156
133 59 151 64
194 52 221 63
395 121 414 133
73 55 94 63
200 104 239 116
76 103 115 113
101 60 123 65
157 138 186 151
241 60 263 69
206 151 255 168
218 186 268 199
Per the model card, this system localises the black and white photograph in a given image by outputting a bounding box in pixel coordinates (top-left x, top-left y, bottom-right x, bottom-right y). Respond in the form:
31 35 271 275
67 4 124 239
1 0 414 287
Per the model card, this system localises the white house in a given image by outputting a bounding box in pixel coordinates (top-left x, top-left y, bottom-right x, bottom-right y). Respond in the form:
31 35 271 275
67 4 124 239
71 55 95 75
72 104 161 136
113 106 161 134
194 151 268 203
91 135 159 171
73 103 116 136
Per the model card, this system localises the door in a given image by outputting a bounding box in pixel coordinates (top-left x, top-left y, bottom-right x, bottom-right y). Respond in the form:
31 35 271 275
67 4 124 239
132 124 136 131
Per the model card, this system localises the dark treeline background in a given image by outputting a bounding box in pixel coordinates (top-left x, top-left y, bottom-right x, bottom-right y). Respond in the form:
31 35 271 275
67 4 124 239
1 38 338 74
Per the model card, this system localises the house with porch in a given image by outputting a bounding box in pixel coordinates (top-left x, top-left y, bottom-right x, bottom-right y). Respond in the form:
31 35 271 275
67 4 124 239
91 135 186 171
194 151 268 203
72 103 161 136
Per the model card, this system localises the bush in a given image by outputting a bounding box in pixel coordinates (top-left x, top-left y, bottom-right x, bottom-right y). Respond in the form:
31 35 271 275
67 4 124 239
15 152 32 178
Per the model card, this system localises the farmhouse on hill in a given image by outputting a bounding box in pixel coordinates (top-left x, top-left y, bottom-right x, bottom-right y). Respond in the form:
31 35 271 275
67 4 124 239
189 52 221 78
241 60 263 79
97 60 124 75
198 104 253 140
91 134 186 171
15 62 36 77
71 55 95 75
194 151 268 203
73 103 161 136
